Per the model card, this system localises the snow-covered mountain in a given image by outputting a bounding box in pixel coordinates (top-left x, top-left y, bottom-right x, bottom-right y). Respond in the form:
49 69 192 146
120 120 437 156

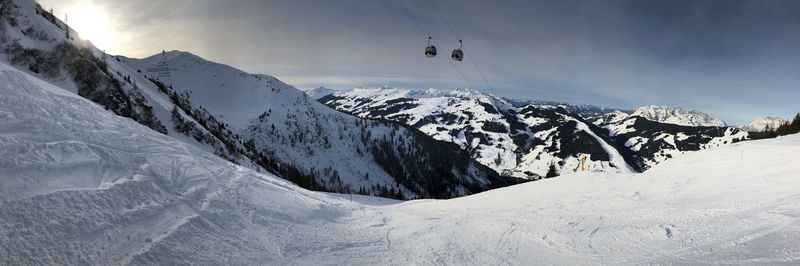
740 116 787 132
594 110 747 170
0 0 519 199
505 98 626 119
320 88 747 174
320 88 635 178
3 60 800 264
631 105 727 127
119 51 521 199
304 86 336 99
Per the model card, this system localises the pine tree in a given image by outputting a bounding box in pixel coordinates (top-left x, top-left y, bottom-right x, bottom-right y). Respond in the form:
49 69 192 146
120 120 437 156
171 105 187 134
545 162 559 178
64 14 70 39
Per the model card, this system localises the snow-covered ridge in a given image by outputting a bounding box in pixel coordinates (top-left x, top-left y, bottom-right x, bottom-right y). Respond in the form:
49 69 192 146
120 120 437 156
304 86 336 99
632 105 727 127
739 116 787 132
122 50 296 129
3 61 800 264
343 87 491 100
505 98 627 119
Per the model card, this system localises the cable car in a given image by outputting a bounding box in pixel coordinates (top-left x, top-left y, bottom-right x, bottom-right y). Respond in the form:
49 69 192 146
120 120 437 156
451 40 464 61
425 36 437 58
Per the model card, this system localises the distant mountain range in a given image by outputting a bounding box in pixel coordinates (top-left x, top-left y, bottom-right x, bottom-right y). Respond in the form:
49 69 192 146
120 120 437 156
630 105 727 127
309 88 729 127
318 88 747 177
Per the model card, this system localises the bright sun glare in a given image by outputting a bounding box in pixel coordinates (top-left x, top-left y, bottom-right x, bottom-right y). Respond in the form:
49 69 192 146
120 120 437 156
65 3 117 52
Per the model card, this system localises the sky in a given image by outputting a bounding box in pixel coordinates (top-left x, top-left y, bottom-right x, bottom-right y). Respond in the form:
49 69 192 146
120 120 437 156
38 0 800 125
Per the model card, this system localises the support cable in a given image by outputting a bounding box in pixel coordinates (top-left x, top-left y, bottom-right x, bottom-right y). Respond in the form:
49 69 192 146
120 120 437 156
427 0 496 94
395 0 475 89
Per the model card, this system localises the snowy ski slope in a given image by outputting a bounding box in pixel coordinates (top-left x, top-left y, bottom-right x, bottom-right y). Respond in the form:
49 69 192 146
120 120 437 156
2 60 800 265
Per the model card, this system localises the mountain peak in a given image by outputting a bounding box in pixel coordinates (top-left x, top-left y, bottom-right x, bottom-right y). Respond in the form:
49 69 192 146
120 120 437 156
632 105 726 127
131 50 207 66
162 50 205 62
305 87 336 99
739 116 787 132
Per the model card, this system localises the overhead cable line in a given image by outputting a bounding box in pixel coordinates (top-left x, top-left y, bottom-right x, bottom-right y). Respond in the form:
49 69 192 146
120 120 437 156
427 0 460 41
395 0 434 39
427 0 496 94
395 0 475 89
447 55 475 89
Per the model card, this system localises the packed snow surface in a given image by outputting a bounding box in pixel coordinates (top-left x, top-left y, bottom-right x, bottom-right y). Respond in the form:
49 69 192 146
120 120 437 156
2 62 800 265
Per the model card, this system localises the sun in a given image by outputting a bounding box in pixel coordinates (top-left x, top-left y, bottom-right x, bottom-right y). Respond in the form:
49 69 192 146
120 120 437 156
64 3 117 52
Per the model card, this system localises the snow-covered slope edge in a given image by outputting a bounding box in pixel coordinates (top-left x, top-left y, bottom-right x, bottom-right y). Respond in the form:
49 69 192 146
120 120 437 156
0 0 276 175
0 61 359 265
0 0 168 134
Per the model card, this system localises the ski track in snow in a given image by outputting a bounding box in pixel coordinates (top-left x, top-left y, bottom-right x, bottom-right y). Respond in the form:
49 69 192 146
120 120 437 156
574 118 635 173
